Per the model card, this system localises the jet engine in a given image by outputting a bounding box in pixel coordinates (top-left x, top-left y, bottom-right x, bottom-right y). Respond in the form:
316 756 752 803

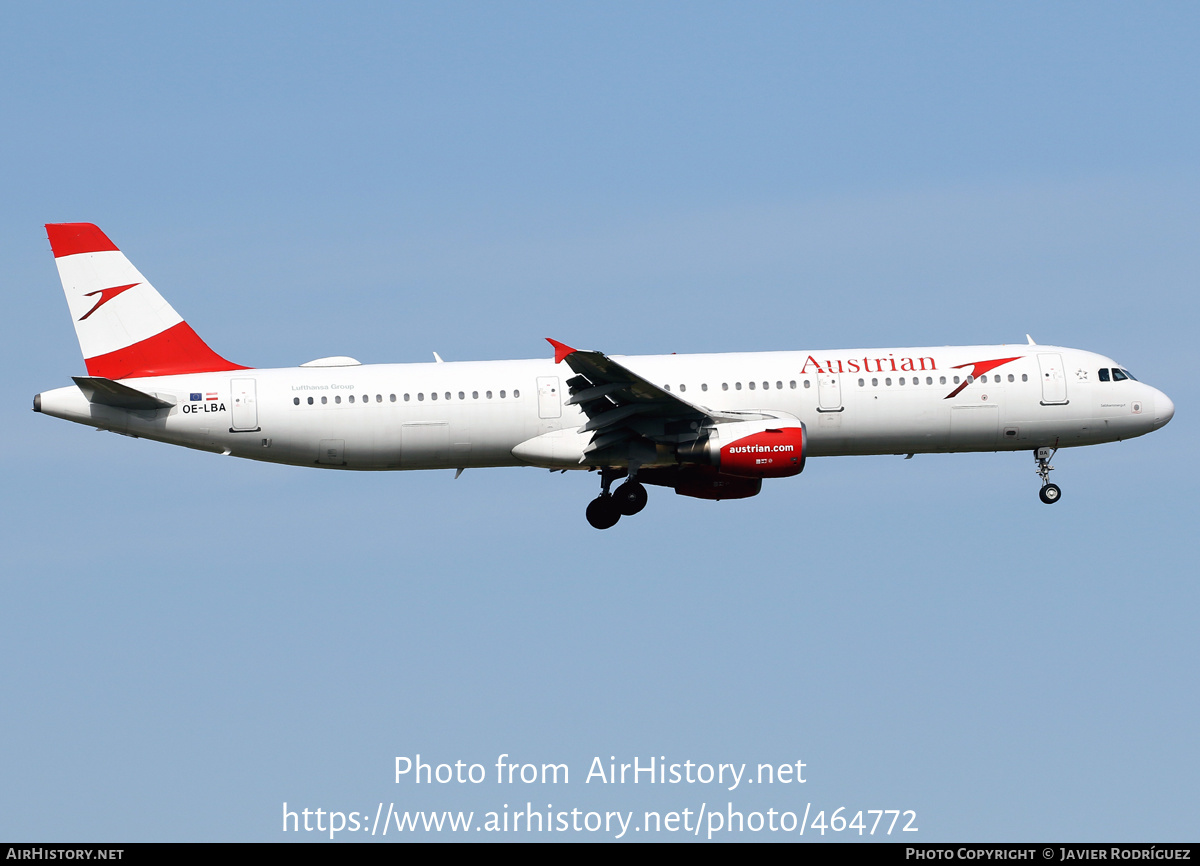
676 420 807 479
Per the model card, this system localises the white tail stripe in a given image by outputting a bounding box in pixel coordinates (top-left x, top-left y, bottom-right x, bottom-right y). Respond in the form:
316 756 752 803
55 250 184 359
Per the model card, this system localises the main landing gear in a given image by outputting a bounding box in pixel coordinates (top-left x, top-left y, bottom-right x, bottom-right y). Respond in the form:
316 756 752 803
1035 446 1062 504
585 468 648 529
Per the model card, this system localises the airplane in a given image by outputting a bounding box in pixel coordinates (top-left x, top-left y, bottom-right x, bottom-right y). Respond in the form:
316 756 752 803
33 223 1175 529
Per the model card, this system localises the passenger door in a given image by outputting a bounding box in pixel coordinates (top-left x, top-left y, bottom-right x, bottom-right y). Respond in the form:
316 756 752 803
230 378 259 431
1037 354 1069 405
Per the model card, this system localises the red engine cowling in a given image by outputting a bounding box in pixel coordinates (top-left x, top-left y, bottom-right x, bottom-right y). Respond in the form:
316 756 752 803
720 426 806 478
673 466 763 500
678 421 807 479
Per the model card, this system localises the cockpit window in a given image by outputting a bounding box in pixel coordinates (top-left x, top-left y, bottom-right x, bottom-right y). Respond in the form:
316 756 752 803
1098 368 1110 382
1111 368 1128 382
1120 368 1137 381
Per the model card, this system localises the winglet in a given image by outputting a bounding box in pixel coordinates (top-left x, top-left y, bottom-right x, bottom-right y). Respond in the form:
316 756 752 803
546 338 577 364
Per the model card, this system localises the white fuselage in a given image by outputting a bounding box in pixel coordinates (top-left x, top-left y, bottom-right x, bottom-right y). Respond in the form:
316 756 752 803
36 344 1174 471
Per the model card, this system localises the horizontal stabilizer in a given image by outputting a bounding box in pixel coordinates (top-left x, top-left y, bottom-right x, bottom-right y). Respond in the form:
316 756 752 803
72 376 173 410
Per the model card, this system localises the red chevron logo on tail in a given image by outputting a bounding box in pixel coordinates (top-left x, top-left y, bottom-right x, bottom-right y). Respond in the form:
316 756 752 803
79 283 139 321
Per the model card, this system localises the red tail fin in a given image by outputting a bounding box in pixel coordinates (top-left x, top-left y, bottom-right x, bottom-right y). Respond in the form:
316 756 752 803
47 223 248 379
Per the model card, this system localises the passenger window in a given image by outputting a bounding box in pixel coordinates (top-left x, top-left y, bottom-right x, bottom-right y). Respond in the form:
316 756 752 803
722 383 728 391
321 396 327 404
803 380 811 389
858 378 865 387
926 377 933 385
899 377 906 385
735 382 742 390
445 392 451 401
871 378 878 386
763 381 769 390
500 390 506 398
885 377 892 386
349 394 355 403
1022 374 1028 382
748 381 755 390
293 397 300 405
404 393 411 402
418 393 424 401
390 394 396 402
486 390 492 398
939 376 946 385
430 393 437 401
377 394 382 402
472 391 479 399
307 397 313 405
458 391 465 400
953 376 960 384
1098 369 1110 382
664 384 671 391
513 389 520 398
701 384 708 391
680 384 687 392
789 380 796 389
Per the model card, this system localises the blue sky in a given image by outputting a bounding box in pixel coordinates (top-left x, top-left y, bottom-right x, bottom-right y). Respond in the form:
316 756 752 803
1 2 1196 841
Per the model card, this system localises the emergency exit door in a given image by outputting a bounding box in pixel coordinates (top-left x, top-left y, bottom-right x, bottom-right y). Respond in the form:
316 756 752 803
537 376 562 419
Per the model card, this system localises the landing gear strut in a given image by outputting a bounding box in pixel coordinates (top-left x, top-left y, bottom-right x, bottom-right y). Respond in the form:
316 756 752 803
585 468 649 529
1035 446 1061 505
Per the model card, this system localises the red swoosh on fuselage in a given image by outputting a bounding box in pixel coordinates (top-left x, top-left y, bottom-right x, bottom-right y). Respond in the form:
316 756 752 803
943 356 1022 399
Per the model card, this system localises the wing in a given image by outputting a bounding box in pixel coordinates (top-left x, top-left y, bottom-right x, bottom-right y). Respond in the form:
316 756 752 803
547 338 745 462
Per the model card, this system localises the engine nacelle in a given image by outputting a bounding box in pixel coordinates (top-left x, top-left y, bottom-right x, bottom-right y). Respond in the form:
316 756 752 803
673 466 763 500
677 420 807 479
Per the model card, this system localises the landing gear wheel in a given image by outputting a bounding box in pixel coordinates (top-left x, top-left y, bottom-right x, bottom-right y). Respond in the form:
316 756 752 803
613 480 648 516
586 495 621 529
1039 483 1062 504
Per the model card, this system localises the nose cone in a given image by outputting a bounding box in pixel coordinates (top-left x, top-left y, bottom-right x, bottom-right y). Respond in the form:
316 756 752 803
1154 389 1175 429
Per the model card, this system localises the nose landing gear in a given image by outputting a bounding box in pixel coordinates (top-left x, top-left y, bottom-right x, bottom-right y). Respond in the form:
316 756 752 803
1035 446 1062 504
585 468 649 529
